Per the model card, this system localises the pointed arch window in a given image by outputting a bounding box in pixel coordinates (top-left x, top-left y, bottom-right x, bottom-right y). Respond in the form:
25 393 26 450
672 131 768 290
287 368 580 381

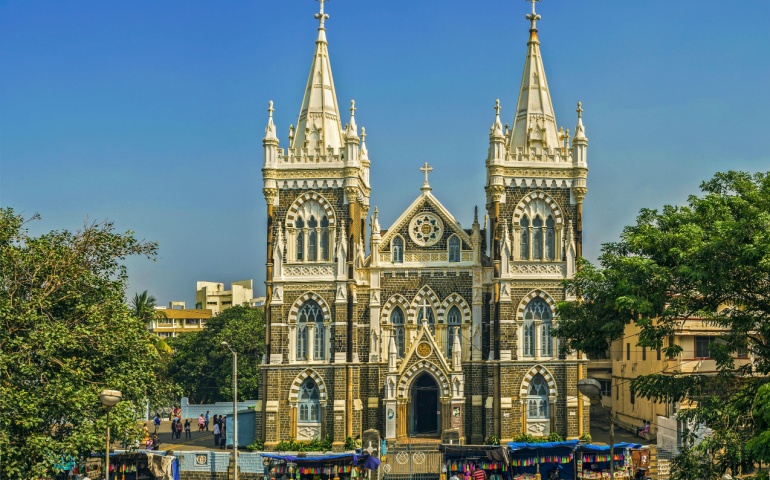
295 217 305 261
392 237 403 263
533 216 543 260
417 301 435 334
446 306 462 358
298 378 321 423
391 307 405 357
297 299 324 361
307 216 318 261
527 374 549 419
449 236 461 263
320 216 330 261
520 215 530 260
541 318 553 357
545 216 555 261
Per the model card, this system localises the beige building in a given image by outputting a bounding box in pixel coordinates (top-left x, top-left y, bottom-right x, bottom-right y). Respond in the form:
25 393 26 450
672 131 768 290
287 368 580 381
195 280 255 314
610 317 752 438
149 302 213 338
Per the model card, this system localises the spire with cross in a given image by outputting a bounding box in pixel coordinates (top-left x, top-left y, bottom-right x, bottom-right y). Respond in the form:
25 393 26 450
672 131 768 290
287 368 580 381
315 0 329 29
526 0 542 30
420 162 433 193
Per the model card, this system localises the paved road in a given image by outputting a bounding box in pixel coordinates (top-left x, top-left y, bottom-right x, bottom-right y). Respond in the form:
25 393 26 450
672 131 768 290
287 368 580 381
140 420 231 452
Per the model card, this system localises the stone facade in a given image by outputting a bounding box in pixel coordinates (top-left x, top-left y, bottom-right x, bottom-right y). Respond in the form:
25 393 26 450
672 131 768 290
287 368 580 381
258 4 590 448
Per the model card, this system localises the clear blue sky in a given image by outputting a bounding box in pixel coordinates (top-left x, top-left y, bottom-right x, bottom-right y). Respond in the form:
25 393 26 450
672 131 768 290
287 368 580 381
2 1 769 307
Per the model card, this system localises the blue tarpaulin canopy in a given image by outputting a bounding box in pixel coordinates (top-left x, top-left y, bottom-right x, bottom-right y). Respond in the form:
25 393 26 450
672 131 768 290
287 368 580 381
262 452 359 463
507 440 580 452
579 443 642 452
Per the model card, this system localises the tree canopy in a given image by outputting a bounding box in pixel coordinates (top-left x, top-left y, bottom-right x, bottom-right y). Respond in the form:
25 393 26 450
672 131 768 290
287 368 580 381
555 171 770 479
0 209 176 479
166 305 265 403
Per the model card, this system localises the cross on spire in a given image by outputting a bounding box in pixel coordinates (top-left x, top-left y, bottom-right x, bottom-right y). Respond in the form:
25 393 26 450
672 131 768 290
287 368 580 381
419 297 431 326
268 100 274 118
314 0 329 28
576 101 583 119
526 0 542 30
349 99 356 117
494 98 501 116
420 162 433 192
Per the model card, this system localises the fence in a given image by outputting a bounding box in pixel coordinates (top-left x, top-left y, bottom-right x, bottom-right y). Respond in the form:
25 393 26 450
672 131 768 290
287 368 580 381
381 445 442 480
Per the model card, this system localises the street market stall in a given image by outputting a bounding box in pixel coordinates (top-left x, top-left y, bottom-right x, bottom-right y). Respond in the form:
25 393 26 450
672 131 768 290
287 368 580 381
576 443 641 480
261 452 380 480
440 444 511 480
507 440 579 480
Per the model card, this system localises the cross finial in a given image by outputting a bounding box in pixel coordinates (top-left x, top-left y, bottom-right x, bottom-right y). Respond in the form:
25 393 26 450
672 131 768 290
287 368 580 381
576 101 583 119
268 100 274 119
420 162 433 192
526 0 542 30
494 99 501 116
349 99 356 117
361 126 366 142
314 0 329 28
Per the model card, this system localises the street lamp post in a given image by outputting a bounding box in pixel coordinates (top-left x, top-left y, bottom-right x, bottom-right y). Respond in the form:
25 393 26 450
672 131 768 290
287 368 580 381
222 341 238 480
577 379 614 480
99 389 122 480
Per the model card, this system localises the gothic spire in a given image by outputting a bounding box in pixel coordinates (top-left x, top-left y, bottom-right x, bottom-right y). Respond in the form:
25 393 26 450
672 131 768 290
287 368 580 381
290 0 344 153
508 0 560 153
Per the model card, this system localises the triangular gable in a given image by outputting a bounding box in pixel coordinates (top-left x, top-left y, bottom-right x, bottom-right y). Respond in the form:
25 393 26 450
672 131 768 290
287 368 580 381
398 322 453 376
379 191 472 250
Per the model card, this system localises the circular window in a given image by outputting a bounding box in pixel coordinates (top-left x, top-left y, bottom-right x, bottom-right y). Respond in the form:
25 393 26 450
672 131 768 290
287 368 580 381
416 342 432 358
409 212 444 247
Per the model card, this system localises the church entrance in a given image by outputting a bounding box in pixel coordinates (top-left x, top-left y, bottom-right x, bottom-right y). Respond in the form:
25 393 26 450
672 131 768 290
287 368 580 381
410 373 440 437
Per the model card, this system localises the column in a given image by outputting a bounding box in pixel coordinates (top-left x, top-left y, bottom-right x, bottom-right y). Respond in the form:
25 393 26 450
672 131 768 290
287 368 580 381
307 323 316 361
288 325 296 362
534 321 542 360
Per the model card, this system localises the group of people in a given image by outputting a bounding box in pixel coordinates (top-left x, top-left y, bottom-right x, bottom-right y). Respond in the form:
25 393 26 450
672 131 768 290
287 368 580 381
211 413 228 449
150 409 228 449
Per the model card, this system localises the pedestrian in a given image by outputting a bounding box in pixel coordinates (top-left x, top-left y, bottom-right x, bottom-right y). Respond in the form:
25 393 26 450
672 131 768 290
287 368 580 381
153 414 161 434
184 419 192 439
175 417 183 439
220 421 227 449
472 466 486 480
213 421 221 446
198 414 206 432
170 416 177 435
205 410 210 431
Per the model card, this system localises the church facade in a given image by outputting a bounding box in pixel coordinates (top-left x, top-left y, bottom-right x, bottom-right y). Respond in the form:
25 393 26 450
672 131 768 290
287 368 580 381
258 2 590 447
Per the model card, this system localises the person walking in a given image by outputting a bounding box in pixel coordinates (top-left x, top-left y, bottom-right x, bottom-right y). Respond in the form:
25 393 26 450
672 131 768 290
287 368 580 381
213 421 221 447
175 417 183 439
219 421 227 450
198 414 205 432
153 414 161 434
170 416 177 436
184 419 191 439
205 410 210 431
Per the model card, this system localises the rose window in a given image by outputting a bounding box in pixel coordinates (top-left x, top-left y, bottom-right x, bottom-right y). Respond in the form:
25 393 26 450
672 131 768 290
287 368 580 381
408 213 444 247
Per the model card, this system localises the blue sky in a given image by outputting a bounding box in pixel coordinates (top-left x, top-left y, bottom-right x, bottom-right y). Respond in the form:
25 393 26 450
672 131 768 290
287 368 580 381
2 1 769 307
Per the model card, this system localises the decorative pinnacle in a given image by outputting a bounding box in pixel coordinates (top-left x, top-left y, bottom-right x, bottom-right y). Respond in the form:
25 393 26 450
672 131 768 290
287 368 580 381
577 101 583 119
361 126 366 142
268 100 274 118
420 162 433 192
494 99 501 116
526 0 542 30
315 0 329 28
349 99 356 117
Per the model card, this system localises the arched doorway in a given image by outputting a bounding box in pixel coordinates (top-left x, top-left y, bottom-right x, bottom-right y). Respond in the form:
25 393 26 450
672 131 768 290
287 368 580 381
410 373 440 437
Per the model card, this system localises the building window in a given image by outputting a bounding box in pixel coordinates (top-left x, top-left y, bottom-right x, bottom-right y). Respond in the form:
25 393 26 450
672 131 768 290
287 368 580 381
642 346 647 361
295 217 305 261
392 237 403 263
524 297 552 357
668 335 676 359
320 216 330 261
545 216 555 261
298 378 320 423
417 302 435 334
307 216 318 261
520 215 530 260
446 306 462 357
448 236 461 263
630 387 635 405
527 374 549 419
391 307 405 357
695 336 716 358
599 379 612 398
627 343 631 360
297 300 323 360
532 216 543 260
737 346 749 358
657 346 662 361
541 319 553 357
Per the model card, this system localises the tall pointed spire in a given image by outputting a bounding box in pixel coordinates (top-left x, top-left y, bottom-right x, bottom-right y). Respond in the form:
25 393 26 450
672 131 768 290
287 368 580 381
290 0 344 153
508 0 560 154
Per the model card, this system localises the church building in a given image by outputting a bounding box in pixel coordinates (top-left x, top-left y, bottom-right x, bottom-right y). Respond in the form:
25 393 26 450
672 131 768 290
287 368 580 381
258 1 590 447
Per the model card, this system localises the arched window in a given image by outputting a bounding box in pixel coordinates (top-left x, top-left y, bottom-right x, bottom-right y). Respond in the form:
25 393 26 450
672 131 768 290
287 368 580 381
524 297 552 357
523 322 535 357
392 237 403 263
446 306 462 357
533 216 543 260
541 319 553 357
295 217 305 261
417 302 435 334
391 307 405 357
297 300 324 360
449 236 461 263
527 374 549 419
520 215 530 260
298 378 321 423
320 216 330 261
307 216 318 261
545 216 555 261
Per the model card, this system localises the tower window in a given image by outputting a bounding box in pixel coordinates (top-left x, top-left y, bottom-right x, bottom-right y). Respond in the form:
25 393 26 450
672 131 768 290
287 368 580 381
533 216 543 260
307 216 318 261
392 237 403 263
446 306 462 357
295 217 305 261
391 307 405 357
546 216 555 261
449 236 461 262
520 215 530 260
320 216 329 261
298 378 320 423
297 299 324 361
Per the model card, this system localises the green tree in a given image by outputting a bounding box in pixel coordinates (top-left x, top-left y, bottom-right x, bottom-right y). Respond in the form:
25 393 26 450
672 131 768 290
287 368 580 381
166 305 265 403
0 208 176 479
555 171 770 479
130 290 173 356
